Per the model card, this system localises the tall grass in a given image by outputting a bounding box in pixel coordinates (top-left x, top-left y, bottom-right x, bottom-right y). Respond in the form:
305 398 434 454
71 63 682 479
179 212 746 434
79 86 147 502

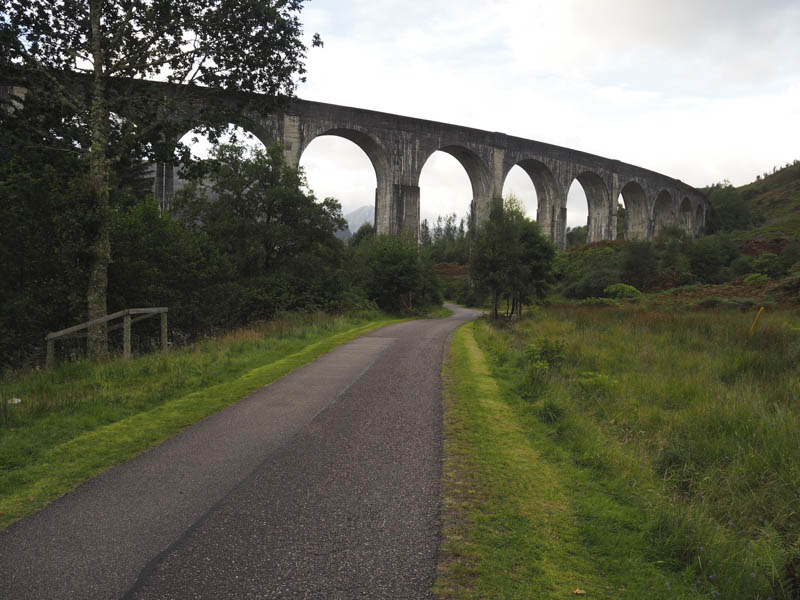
474 306 800 599
0 311 374 425
0 310 398 529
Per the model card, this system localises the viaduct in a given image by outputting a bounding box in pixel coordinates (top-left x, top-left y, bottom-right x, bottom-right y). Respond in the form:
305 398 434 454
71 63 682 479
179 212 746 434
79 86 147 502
3 80 707 248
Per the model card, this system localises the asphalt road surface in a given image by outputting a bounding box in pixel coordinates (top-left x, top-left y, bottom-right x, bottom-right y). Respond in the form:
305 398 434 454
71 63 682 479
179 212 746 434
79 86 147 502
0 304 480 599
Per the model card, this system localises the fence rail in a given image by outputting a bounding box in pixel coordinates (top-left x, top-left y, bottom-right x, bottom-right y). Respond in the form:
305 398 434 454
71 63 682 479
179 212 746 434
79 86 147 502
45 307 168 369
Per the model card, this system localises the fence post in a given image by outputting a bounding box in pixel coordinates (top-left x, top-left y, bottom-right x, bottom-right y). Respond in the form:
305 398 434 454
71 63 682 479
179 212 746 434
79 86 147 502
123 314 132 360
161 312 168 353
46 339 55 370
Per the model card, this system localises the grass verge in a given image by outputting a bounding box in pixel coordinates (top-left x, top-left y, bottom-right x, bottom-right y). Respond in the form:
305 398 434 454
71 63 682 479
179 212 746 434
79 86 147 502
439 304 800 599
0 311 407 531
436 321 699 598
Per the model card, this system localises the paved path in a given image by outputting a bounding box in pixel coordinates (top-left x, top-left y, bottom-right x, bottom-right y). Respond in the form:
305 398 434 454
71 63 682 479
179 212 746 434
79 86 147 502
0 305 479 599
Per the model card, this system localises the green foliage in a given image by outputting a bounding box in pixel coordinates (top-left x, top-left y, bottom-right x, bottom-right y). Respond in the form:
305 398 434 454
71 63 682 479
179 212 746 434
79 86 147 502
441 322 705 597
730 162 800 240
420 213 471 264
577 297 621 307
603 283 642 298
753 252 786 279
537 397 566 423
0 139 360 369
519 337 566 400
743 273 770 285
524 337 567 368
0 118 94 368
471 307 800 598
349 235 441 313
576 371 616 400
780 241 800 269
729 254 755 276
170 143 351 325
470 198 555 318
616 204 627 239
566 225 588 248
2 0 320 355
565 267 622 299
348 222 375 247
621 240 658 289
776 271 800 299
705 182 761 233
555 245 623 299
687 234 740 283
691 296 728 309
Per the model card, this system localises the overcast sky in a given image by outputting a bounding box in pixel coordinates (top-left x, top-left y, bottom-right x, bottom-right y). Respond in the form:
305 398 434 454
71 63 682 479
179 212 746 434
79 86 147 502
276 0 800 226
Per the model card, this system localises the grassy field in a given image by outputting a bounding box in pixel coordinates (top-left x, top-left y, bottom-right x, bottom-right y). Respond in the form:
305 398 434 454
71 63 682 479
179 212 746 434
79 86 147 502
437 306 800 599
0 311 407 531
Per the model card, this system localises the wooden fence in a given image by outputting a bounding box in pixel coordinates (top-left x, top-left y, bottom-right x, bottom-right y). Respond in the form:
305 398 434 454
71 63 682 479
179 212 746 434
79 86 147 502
45 307 168 369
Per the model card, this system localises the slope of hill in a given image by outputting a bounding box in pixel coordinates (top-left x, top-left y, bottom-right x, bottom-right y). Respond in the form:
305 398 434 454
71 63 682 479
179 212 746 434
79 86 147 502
729 160 800 241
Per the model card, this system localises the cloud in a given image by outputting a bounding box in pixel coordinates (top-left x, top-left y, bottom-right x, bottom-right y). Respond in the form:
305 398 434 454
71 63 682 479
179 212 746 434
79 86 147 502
294 0 799 226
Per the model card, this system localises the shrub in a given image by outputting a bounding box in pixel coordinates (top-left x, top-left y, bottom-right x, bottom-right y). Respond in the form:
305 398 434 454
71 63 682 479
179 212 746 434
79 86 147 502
687 235 740 283
577 297 621 307
576 371 617 400
727 297 761 311
730 255 755 277
780 241 800 270
354 234 442 312
521 359 550 400
524 336 567 368
603 283 642 298
538 397 565 423
692 297 730 309
743 273 770 285
621 240 658 290
520 337 566 400
753 252 786 279
775 271 800 301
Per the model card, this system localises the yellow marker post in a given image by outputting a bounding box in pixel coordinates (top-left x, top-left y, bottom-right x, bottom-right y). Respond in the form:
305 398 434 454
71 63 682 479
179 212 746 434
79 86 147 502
748 306 765 338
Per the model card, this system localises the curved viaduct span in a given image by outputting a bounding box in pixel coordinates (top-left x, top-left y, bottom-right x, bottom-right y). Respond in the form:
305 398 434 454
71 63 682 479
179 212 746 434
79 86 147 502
268 100 708 249
3 79 708 248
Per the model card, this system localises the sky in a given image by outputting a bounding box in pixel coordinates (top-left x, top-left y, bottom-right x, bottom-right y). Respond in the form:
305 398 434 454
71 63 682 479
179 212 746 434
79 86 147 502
230 0 800 227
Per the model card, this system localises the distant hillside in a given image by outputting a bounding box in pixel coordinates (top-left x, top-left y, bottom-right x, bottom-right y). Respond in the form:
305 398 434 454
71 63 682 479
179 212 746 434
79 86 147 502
709 160 800 243
345 205 374 233
334 205 375 242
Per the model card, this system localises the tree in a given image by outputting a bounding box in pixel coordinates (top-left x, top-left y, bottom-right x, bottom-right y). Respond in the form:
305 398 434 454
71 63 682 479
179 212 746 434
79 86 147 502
419 219 432 247
471 197 554 319
704 182 755 233
566 225 588 248
622 240 658 290
2 0 321 356
687 235 739 284
349 222 375 247
616 203 627 239
351 235 441 313
177 142 345 280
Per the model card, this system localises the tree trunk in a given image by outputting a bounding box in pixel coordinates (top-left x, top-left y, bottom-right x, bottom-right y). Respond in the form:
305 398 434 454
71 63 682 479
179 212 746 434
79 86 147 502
87 0 111 358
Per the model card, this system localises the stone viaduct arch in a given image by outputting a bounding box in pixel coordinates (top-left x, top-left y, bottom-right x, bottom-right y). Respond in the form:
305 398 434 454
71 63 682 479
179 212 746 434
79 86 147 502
1 80 707 247
278 100 707 247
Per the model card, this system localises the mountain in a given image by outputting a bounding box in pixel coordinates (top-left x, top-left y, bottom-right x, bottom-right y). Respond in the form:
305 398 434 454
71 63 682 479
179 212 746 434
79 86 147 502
333 205 374 242
345 205 374 233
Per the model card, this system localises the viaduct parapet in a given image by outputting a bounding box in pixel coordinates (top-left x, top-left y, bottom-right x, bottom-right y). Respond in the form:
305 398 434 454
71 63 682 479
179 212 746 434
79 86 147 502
2 80 707 248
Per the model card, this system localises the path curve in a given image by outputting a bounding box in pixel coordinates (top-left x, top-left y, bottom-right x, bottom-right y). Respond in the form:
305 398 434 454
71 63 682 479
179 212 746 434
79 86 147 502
0 304 480 599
